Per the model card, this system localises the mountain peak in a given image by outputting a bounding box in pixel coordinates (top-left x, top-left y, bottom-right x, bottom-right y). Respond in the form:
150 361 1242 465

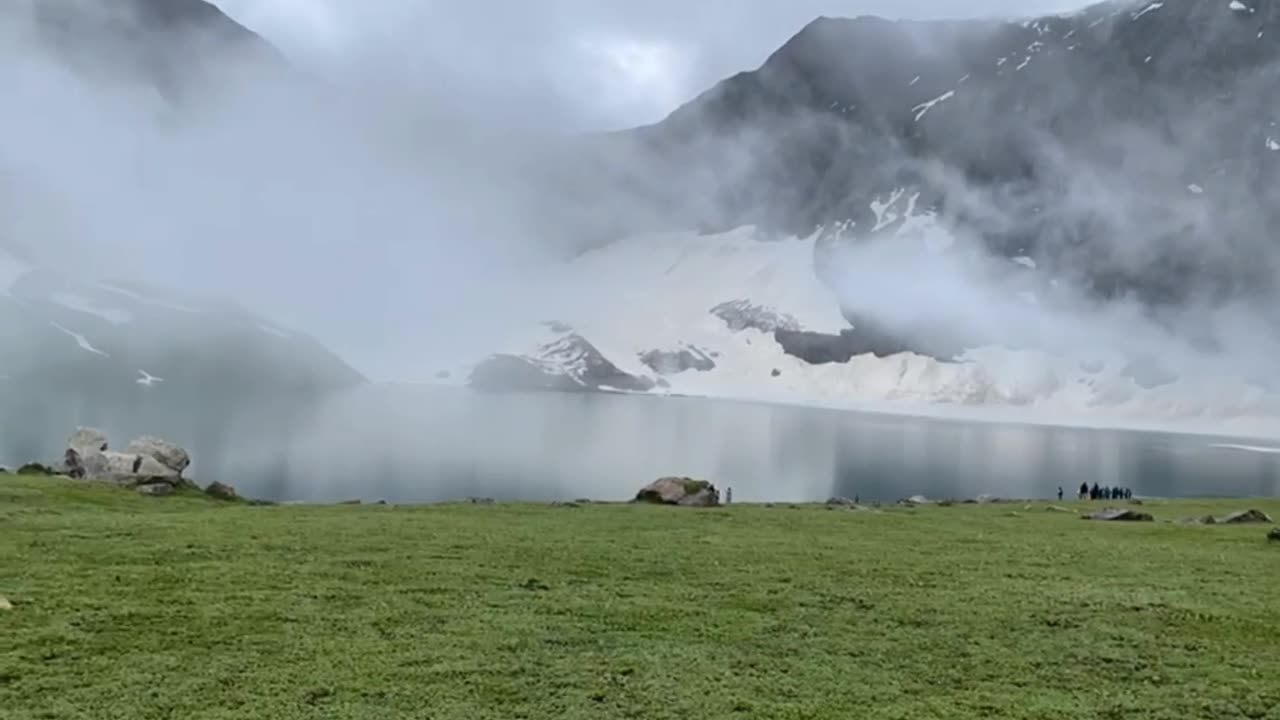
22 0 280 94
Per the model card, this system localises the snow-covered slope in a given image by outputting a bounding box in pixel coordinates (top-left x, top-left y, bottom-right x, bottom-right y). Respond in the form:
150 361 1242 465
462 194 1280 438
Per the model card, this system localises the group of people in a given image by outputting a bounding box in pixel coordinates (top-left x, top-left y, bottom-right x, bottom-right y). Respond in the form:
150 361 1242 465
1072 482 1132 501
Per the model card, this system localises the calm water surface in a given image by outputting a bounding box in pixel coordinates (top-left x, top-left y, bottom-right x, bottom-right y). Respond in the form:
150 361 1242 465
241 386 1280 503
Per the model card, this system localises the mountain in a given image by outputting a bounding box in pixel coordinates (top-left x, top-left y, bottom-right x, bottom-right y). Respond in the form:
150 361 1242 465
0 0 364 482
465 0 1280 429
0 246 363 484
10 0 281 96
548 0 1280 305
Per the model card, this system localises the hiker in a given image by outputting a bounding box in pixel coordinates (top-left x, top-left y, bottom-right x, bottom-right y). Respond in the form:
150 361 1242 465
1057 486 1063 501
1124 488 1133 500
1090 482 1101 500
1078 481 1089 500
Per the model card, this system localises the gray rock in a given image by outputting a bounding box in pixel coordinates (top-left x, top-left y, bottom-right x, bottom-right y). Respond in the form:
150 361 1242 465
899 495 932 506
1045 506 1075 514
136 482 174 497
1269 527 1280 542
125 436 191 475
97 451 181 487
710 300 802 333
68 427 109 456
205 481 239 501
1083 508 1154 522
1217 509 1274 525
634 477 720 507
639 347 715 375
63 429 188 487
825 496 858 506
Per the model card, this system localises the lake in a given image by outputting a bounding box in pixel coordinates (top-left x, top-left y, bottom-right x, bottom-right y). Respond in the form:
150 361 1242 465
216 385 1280 504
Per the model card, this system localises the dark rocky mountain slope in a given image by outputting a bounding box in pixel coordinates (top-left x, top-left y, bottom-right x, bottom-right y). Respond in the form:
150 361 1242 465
559 0 1280 313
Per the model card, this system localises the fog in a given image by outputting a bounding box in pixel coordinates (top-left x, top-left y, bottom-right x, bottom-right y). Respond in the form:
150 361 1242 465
3 0 1280 500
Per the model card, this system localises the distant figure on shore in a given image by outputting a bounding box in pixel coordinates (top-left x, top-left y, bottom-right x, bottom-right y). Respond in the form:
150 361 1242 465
1057 486 1063 501
1081 485 1132 501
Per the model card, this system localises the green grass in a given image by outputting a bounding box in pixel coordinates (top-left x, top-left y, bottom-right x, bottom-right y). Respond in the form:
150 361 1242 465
2 474 1280 720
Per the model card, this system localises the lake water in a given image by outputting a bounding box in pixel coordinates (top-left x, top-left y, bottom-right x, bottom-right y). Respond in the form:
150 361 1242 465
221 386 1280 504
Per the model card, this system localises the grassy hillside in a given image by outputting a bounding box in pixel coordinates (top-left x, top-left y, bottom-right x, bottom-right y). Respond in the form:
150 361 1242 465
2 474 1279 719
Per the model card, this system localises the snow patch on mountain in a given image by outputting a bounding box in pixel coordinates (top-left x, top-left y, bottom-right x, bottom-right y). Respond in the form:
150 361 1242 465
51 293 134 325
463 193 1280 437
49 321 109 357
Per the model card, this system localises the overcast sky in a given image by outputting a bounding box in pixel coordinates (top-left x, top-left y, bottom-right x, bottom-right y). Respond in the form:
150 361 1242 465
211 0 1088 131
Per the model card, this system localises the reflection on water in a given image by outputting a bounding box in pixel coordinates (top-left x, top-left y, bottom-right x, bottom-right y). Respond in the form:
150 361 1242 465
245 386 1280 503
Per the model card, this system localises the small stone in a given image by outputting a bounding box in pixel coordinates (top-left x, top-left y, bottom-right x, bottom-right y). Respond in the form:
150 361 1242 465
1083 508 1154 522
771 368 782 377
205 482 239 501
1268 527 1280 542
136 483 174 497
0 596 11 610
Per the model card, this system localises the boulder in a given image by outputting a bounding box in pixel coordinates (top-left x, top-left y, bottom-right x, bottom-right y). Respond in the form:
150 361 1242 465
899 495 932 506
1083 508 1154 522
97 452 181 487
205 482 239 501
825 496 858 506
125 436 191 475
1269 527 1280 542
63 429 189 487
634 477 720 507
1217 509 1274 525
0 595 11 611
136 482 174 497
69 427 109 455
1045 505 1076 514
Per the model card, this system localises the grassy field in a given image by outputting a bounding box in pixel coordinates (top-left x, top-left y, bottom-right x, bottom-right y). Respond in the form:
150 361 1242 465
2 475 1279 720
